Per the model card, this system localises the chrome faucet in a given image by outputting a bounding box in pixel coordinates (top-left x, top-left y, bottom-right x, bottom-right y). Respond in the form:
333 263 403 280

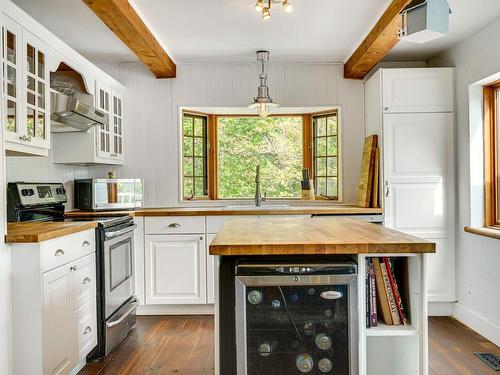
255 165 266 206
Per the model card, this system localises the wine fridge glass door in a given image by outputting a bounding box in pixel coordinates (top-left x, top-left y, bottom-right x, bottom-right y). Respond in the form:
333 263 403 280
235 275 357 375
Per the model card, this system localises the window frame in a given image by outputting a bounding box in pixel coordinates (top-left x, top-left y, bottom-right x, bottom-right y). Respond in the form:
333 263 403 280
180 109 341 202
484 83 500 228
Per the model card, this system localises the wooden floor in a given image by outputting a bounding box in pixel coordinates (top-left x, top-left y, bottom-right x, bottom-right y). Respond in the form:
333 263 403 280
79 316 499 375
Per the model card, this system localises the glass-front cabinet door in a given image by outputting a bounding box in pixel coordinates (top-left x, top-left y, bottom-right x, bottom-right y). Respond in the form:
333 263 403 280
95 80 113 160
112 90 124 161
2 17 23 143
23 31 49 149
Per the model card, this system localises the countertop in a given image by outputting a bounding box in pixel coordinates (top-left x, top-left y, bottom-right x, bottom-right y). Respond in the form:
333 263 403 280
6 222 98 243
64 204 383 217
209 217 435 255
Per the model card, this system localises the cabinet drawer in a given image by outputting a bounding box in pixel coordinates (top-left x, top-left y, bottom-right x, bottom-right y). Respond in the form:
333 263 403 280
41 236 75 273
73 253 96 311
41 229 95 273
145 216 205 234
76 299 97 359
72 229 96 259
206 215 250 233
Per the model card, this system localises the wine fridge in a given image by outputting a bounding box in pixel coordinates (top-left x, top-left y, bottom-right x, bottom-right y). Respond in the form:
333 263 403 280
235 262 358 375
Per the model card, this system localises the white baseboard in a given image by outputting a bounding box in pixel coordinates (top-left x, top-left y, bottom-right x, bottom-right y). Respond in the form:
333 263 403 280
453 302 500 346
137 304 214 315
428 302 454 316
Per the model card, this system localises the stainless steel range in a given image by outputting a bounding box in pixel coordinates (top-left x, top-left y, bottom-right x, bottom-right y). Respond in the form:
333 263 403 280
68 215 139 360
235 261 358 375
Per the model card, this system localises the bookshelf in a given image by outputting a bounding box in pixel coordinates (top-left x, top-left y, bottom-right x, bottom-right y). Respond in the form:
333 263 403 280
357 253 427 375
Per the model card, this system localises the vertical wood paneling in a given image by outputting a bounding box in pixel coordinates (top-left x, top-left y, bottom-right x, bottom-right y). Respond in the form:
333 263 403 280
7 62 366 207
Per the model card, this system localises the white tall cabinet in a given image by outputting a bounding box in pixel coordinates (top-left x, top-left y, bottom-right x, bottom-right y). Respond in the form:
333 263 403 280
365 68 456 308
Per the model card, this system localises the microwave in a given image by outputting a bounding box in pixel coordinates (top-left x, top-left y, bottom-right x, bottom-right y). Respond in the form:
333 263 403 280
74 178 143 211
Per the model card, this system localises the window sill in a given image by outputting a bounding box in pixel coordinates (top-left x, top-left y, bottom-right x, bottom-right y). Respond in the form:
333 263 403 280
464 226 500 240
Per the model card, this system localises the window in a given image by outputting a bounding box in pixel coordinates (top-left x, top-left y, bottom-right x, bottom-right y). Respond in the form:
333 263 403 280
181 110 339 200
484 83 500 227
183 114 208 198
313 113 339 198
217 116 303 199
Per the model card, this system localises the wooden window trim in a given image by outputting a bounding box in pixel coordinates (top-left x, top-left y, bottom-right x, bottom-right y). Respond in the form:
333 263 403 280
483 82 500 228
182 110 340 201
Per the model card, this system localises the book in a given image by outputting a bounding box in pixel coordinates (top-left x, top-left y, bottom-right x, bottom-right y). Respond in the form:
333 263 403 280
383 257 408 325
380 261 401 325
369 261 378 327
365 258 371 328
372 258 393 325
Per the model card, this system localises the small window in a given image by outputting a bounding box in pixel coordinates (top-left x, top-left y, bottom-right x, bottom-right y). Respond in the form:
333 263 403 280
484 83 500 227
183 113 208 199
313 113 338 198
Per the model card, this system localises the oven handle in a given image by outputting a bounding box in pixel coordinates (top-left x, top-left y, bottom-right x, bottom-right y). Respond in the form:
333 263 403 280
106 298 139 328
105 224 137 239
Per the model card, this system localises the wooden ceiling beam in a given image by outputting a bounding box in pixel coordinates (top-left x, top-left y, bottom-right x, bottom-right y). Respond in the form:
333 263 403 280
344 0 412 80
82 0 176 78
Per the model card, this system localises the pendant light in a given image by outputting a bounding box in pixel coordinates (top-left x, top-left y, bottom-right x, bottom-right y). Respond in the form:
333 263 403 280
248 51 279 117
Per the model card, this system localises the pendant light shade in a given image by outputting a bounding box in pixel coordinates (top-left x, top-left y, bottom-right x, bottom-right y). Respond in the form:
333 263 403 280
248 51 279 117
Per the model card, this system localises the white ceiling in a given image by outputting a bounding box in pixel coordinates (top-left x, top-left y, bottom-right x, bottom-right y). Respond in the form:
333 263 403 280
11 0 500 64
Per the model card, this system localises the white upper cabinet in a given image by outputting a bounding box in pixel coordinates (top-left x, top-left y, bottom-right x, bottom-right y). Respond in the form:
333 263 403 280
1 15 50 156
382 68 454 113
95 81 124 162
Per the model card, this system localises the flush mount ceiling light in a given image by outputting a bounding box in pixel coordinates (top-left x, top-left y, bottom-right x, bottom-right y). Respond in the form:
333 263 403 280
248 51 279 118
254 0 293 20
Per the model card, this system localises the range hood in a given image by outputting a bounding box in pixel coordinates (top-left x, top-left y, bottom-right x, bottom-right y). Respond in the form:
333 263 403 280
50 69 108 133
51 91 108 132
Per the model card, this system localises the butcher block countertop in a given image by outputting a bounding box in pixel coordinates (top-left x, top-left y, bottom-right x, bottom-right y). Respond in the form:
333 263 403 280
6 222 97 243
65 204 383 217
209 217 435 255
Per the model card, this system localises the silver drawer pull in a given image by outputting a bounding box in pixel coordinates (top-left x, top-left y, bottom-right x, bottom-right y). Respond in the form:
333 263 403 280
83 326 92 335
54 249 65 256
168 223 181 228
70 266 77 272
82 277 91 285
82 240 91 248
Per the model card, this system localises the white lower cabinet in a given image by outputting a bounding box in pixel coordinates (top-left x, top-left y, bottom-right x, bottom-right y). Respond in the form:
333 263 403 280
11 229 97 375
145 234 206 304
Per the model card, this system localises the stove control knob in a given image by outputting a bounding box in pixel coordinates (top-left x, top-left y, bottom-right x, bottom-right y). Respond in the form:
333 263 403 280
21 189 29 197
247 290 263 305
258 342 272 357
296 353 314 373
318 358 333 373
28 189 35 196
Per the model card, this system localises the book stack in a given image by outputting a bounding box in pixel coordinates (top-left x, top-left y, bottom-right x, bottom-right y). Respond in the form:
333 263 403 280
366 257 409 327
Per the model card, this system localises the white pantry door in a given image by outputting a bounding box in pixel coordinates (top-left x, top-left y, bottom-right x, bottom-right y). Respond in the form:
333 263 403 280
383 112 455 302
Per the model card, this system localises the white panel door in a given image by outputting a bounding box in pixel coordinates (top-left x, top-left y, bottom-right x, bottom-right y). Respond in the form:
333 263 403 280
382 68 454 113
206 233 217 304
383 112 455 302
42 266 75 375
145 234 206 304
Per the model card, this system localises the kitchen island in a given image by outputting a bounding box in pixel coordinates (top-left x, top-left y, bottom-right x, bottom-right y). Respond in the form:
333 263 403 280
210 217 435 375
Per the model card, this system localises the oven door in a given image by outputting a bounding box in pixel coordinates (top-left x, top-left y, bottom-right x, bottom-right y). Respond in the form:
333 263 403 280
93 179 143 210
104 225 136 318
235 274 358 375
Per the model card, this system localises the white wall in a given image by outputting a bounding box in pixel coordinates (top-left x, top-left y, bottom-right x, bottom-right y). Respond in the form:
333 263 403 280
94 62 366 207
431 18 500 345
7 62 366 207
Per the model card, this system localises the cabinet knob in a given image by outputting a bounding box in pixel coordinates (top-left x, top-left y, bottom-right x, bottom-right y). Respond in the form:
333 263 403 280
70 265 77 272
54 249 65 256
384 107 389 111
82 240 91 248
83 326 92 335
82 277 91 285
168 223 181 228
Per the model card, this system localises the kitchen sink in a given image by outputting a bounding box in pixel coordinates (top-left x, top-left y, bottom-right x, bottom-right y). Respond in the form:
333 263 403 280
223 204 291 210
